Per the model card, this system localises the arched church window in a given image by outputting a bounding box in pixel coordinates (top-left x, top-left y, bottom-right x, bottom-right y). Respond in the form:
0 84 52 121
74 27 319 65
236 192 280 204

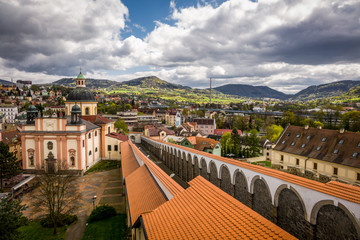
89 151 92 156
88 133 91 139
95 131 97 136
85 107 90 115
28 149 35 166
69 150 76 166
95 147 98 152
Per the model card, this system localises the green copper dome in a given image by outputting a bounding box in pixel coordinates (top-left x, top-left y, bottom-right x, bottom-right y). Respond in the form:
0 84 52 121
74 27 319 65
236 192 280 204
77 72 85 79
66 88 96 102
71 104 81 113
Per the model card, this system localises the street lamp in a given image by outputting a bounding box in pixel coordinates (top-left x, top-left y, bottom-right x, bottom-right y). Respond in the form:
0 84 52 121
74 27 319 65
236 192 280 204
92 195 97 209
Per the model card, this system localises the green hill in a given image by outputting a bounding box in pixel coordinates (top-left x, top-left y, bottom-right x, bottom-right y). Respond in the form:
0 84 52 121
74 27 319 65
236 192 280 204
213 84 289 100
117 76 191 90
292 80 360 101
0 79 12 86
53 78 118 88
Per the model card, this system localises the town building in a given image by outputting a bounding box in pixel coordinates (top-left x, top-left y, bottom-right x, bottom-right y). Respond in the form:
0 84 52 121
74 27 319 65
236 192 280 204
16 80 32 89
117 110 138 129
2 130 22 166
65 72 97 116
144 125 175 140
0 105 18 123
272 125 360 184
165 110 181 127
193 118 216 136
180 136 221 156
20 72 122 174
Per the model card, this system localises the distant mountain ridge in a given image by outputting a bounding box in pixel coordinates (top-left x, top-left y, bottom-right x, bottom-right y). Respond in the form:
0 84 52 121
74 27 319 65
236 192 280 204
116 76 191 90
213 84 289 100
291 80 360 100
0 79 12 85
53 78 118 88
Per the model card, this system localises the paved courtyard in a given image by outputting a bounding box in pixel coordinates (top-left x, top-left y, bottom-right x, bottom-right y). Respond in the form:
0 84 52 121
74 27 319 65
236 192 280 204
21 168 125 240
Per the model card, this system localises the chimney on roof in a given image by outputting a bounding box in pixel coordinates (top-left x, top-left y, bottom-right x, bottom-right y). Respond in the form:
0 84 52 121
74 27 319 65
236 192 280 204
340 128 345 134
317 126 322 129
304 125 309 130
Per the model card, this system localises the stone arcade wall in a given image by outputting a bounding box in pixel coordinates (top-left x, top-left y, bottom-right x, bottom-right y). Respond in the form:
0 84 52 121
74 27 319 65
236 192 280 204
141 136 360 240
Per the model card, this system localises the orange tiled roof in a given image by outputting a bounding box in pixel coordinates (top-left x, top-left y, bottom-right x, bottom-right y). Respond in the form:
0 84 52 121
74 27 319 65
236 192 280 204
146 137 360 204
125 165 166 227
81 115 113 124
128 141 184 197
192 136 219 151
106 132 129 141
120 142 139 180
142 176 297 240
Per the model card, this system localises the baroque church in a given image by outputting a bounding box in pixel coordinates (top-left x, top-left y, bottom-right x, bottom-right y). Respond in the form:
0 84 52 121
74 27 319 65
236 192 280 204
20 73 125 174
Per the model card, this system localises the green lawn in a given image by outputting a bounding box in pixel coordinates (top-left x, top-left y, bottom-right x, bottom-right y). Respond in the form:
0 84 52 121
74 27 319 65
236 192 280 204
85 160 121 174
18 221 66 240
82 215 128 240
251 161 272 167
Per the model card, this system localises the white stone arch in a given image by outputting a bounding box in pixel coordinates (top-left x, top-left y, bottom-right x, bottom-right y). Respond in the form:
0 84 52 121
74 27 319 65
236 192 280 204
250 175 272 200
219 164 231 179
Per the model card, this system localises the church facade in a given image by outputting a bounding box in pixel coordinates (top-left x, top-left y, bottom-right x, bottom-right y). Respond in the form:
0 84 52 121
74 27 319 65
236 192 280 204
20 72 123 174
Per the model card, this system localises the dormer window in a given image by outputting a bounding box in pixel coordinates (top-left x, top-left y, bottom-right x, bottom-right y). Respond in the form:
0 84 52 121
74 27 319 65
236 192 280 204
316 146 321 151
358 142 360 147
287 133 291 137
282 140 286 144
301 144 306 148
338 139 344 144
291 141 295 146
322 137 327 142
353 152 358 158
306 135 311 140
333 149 339 154
296 134 300 138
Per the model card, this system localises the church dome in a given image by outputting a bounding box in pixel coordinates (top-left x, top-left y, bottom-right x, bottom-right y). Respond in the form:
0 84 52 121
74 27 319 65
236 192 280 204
71 104 81 113
66 88 96 102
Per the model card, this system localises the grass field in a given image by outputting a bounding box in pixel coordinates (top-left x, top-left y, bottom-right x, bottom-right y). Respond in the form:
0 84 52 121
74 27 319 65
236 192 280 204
18 221 67 240
82 215 127 240
85 160 121 175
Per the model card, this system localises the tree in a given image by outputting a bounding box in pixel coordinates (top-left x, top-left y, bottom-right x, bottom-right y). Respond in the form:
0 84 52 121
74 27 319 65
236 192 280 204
266 125 283 143
0 142 20 192
114 118 129 134
231 128 241 157
30 165 81 234
244 129 261 157
220 132 233 156
0 196 27 240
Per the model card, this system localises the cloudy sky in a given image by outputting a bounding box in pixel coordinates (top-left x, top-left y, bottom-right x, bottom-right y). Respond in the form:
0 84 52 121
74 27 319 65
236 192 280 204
0 0 359 94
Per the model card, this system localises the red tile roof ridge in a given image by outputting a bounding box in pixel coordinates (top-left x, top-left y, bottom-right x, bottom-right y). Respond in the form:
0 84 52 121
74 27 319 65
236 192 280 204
128 141 184 197
142 176 297 240
120 141 140 180
125 165 167 227
144 137 360 204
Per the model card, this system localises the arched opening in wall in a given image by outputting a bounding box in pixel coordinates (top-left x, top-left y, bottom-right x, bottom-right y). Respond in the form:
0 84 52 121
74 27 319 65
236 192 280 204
314 203 359 240
276 187 307 239
85 107 90 115
182 152 187 181
174 150 179 174
220 165 232 195
200 158 208 180
252 177 272 221
209 161 218 187
187 153 193 181
234 170 250 207
178 150 183 177
193 156 200 178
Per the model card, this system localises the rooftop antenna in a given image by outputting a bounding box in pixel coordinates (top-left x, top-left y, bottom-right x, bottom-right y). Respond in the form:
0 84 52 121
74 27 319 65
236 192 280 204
210 77 212 104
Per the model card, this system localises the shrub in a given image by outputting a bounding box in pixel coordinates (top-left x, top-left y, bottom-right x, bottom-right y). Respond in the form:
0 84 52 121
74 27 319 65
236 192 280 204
87 205 116 223
40 214 78 228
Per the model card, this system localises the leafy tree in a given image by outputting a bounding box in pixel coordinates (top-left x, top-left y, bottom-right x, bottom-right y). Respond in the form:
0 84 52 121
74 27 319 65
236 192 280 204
313 121 324 128
114 119 129 134
30 84 40 92
30 165 81 235
266 125 283 143
342 111 360 132
220 132 233 156
231 128 241 157
182 108 189 116
0 196 27 240
282 111 296 126
125 104 132 111
244 129 261 157
0 142 21 192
